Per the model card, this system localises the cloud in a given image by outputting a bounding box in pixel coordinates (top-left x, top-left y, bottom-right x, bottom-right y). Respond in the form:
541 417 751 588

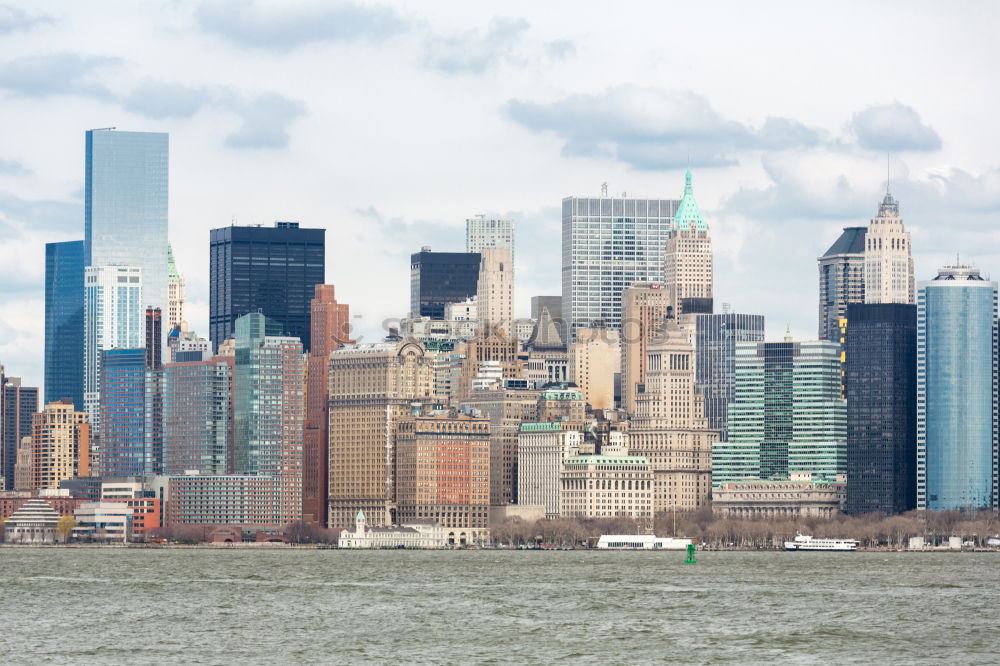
544 39 575 60
0 4 53 34
506 86 824 169
120 80 214 119
850 102 941 152
224 92 307 149
0 158 28 176
0 53 120 99
0 190 80 237
423 17 531 74
195 0 404 51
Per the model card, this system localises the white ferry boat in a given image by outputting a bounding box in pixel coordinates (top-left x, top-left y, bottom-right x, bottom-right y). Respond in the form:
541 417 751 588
784 534 858 552
596 535 693 550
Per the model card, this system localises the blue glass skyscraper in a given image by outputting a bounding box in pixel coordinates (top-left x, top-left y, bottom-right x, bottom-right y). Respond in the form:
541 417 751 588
99 348 148 478
917 265 997 510
85 129 168 311
44 240 85 409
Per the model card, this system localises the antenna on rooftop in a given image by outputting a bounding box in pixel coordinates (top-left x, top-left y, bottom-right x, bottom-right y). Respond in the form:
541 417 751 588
601 182 608 197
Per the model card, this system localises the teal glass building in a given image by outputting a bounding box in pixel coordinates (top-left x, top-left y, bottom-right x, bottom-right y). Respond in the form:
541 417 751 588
44 240 85 409
917 265 996 510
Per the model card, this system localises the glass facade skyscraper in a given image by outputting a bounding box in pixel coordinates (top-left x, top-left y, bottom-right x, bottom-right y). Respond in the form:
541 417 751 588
44 240 85 409
409 249 481 319
917 265 996 510
84 129 168 312
99 348 148 478
694 313 765 441
817 227 866 342
845 303 917 515
162 357 234 476
561 195 678 341
209 222 325 352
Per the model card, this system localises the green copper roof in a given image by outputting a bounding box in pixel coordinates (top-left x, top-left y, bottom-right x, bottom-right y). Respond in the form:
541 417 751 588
167 244 180 280
519 422 563 432
673 168 708 232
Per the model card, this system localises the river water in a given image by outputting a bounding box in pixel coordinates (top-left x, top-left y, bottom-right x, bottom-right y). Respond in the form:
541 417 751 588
1 548 997 664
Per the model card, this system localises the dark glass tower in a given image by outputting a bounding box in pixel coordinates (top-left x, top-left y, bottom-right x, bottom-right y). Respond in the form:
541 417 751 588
845 303 917 515
1 375 38 491
209 222 325 352
45 240 85 408
409 248 480 319
817 227 866 342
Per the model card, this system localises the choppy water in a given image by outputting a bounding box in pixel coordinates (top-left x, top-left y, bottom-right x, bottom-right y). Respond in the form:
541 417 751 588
1 548 998 664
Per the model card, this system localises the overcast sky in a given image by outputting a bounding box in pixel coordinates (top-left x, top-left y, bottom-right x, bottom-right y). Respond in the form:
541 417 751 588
1 0 998 390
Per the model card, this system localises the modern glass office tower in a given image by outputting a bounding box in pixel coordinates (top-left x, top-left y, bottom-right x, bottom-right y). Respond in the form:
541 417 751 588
84 129 168 312
99 348 148 478
162 356 234 476
845 303 917 515
209 222 325 352
695 313 765 441
917 265 996 510
233 312 304 526
817 227 866 342
409 248 481 319
561 193 677 341
712 337 846 486
44 240 85 409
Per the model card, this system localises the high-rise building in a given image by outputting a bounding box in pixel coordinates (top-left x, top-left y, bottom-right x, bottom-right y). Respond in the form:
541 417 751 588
162 356 234 476
523 308 569 386
209 221 325 352
1 375 39 491
530 296 566 348
466 215 514 261
620 283 670 415
664 169 713 317
569 328 619 411
410 248 481 319
327 338 434 527
476 248 514 333
845 303 916 515
303 285 352 526
917 265 996 510
561 435 653 521
395 413 492 545
817 227 866 342
233 312 305 526
694 313 765 441
712 336 846 486
31 399 90 490
44 240 85 409
84 265 143 432
99 348 148 478
561 193 678 340
864 192 914 305
145 307 162 370
627 317 716 510
517 424 582 517
166 245 185 330
84 129 168 313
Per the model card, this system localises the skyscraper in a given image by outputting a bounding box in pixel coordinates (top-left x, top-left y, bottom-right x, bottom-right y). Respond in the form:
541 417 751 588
620 282 670 415
44 240 85 409
410 248 480 319
144 307 164 476
845 303 916 515
466 215 514 261
817 227 866 342
84 129 168 312
303 285 352 526
84 265 143 432
530 295 566 347
31 399 90 490
1 374 39 491
917 265 996 510
162 356 234 476
864 192 914 305
476 248 514 333
166 245 185 330
713 336 846 486
561 193 677 340
99 348 147 478
209 221 325 352
233 312 304 526
695 313 766 441
664 169 713 317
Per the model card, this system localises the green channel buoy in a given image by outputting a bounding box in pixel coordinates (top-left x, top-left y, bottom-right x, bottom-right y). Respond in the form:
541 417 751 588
684 543 697 564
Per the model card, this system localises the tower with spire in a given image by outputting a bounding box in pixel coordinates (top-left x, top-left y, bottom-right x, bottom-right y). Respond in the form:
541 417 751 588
166 244 185 330
664 168 714 319
864 185 914 305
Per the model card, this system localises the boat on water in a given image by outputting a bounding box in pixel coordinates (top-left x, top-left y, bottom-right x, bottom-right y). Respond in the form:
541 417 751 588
596 535 694 550
784 534 858 551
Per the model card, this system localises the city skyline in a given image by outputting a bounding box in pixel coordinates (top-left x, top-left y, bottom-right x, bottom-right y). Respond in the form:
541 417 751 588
1 2 999 390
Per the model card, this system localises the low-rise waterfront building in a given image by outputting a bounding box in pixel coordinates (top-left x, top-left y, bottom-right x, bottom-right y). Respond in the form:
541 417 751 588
3 498 61 544
713 474 845 519
73 501 133 542
337 510 446 549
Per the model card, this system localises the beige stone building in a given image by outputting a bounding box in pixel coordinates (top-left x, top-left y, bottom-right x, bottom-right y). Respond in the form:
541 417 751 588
327 338 434 528
664 169 713 318
864 191 914 304
628 317 716 511
477 247 514 334
523 307 569 386
569 327 619 411
713 478 845 519
31 399 91 490
454 327 523 402
620 283 670 415
395 413 491 545
14 437 33 491
517 423 582 517
559 438 653 522
536 387 586 425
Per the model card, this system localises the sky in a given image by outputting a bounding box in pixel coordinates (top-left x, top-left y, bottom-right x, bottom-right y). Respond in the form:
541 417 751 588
0 0 998 391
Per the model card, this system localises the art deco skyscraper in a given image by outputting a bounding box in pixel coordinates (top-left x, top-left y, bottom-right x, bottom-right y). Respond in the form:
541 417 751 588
664 169 713 317
620 282 670 415
864 192 914 304
476 248 514 333
84 129 168 313
166 245 185 330
817 227 866 341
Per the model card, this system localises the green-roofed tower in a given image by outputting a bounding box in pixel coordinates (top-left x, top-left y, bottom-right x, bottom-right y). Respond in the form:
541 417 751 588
673 168 708 232
664 169 714 316
166 244 185 330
